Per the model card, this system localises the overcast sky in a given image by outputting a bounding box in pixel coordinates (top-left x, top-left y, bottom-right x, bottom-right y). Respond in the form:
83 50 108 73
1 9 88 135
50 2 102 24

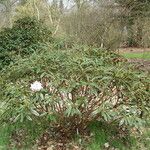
48 0 74 9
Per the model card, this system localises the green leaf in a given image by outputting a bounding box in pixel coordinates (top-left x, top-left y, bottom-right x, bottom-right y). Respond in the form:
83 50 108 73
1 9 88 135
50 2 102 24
26 115 32 121
119 118 125 126
31 109 40 116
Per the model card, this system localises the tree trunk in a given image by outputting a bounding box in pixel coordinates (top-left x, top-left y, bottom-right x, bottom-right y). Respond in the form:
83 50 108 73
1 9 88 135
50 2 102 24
126 17 136 47
136 18 143 47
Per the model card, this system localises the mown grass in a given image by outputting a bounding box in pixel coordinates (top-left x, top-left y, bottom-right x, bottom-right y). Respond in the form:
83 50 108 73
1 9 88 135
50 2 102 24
86 121 150 150
86 121 131 150
0 125 11 150
0 121 48 150
122 52 150 60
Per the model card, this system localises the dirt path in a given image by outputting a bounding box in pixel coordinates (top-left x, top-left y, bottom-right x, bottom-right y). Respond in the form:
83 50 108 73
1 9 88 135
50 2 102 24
128 59 150 72
118 48 150 72
118 48 150 53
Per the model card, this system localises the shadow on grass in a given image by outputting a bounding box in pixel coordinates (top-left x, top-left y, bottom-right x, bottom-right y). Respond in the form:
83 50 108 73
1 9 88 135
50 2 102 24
86 121 136 150
1 121 150 150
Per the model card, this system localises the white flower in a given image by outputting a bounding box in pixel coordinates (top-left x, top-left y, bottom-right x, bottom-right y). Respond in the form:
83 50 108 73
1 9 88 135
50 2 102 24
30 81 43 92
104 142 110 148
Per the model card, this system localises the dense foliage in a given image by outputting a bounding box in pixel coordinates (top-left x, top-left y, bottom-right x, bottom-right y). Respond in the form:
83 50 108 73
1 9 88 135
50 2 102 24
116 0 150 47
0 17 52 69
0 1 150 149
0 46 149 140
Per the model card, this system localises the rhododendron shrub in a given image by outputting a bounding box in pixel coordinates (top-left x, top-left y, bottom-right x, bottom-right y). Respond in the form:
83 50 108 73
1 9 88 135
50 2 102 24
0 17 52 69
0 48 149 136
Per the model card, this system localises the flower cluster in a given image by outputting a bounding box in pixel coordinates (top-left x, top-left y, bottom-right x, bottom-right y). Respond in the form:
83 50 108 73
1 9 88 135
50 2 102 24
30 81 43 92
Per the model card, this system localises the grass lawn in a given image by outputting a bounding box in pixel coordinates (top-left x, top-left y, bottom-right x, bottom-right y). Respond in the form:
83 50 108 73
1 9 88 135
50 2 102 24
1 121 150 150
122 52 150 60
